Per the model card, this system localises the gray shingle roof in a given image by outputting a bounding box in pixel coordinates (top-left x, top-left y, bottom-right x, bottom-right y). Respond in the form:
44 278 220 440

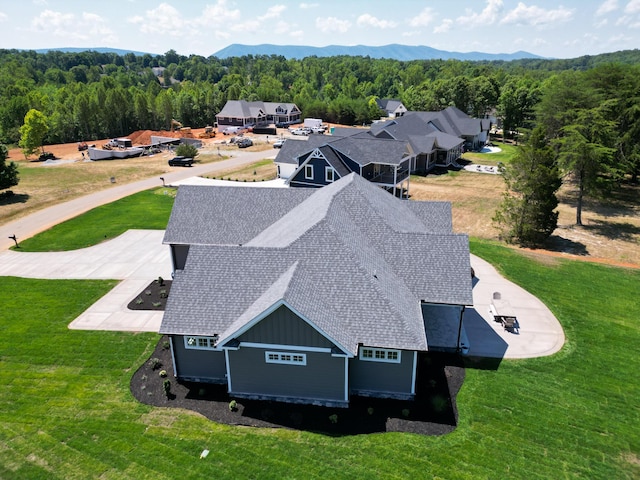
160 174 473 355
162 185 313 245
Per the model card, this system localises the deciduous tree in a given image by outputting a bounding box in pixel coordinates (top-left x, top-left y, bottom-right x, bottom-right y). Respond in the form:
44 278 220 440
18 109 48 158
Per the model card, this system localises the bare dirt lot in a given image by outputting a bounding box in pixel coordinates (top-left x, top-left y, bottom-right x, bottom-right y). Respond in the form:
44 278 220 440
3 133 639 268
410 168 640 268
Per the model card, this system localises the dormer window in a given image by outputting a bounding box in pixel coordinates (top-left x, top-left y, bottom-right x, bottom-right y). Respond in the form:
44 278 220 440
325 167 335 183
305 164 313 180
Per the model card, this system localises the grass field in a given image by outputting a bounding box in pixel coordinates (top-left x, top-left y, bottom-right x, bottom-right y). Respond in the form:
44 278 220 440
0 243 638 479
13 188 176 251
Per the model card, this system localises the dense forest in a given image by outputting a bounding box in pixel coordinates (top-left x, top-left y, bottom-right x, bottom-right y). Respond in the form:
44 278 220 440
0 48 638 144
1 47 639 244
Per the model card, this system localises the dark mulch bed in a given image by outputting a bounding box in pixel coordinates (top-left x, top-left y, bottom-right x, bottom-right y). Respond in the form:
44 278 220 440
127 279 172 311
131 336 466 436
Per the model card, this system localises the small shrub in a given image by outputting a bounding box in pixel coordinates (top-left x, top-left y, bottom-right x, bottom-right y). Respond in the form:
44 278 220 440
198 388 206 397
402 409 410 418
253 170 257 175
148 358 161 370
367 407 374 415
329 414 338 424
145 290 152 296
159 369 167 378
135 297 143 305
140 385 146 391
431 395 448 412
157 276 165 286
163 379 171 398
152 302 162 307
141 374 147 380
159 289 167 298
162 341 170 350
229 400 237 411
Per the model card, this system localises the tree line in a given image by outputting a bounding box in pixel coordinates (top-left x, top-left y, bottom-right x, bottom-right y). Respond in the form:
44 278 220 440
1 48 639 244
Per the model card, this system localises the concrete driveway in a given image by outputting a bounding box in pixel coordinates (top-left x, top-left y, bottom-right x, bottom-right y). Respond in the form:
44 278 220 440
0 229 565 359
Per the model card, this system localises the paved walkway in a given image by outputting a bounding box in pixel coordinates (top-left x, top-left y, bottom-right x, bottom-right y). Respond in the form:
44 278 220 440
0 228 565 359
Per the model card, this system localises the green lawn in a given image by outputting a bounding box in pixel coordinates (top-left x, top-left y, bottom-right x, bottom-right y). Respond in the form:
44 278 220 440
0 242 638 478
14 188 176 252
461 141 517 166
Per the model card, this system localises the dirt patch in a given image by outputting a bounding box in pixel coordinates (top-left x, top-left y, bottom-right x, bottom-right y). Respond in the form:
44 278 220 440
131 336 465 436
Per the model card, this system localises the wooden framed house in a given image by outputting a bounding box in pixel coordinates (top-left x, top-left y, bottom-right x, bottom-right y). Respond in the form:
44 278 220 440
160 174 473 407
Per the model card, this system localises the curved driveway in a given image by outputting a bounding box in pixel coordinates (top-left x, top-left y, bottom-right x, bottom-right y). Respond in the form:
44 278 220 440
0 150 565 359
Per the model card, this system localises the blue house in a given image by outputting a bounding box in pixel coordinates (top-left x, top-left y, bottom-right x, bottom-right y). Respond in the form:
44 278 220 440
161 174 473 407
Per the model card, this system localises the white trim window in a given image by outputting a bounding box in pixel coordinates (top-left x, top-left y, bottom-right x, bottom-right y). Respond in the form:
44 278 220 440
325 166 335 183
184 335 217 350
304 164 313 180
359 347 401 364
265 351 307 366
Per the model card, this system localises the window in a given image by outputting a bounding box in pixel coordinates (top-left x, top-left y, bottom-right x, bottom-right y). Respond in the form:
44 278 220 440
304 165 313 180
184 335 217 350
325 167 335 183
359 348 401 364
265 351 307 366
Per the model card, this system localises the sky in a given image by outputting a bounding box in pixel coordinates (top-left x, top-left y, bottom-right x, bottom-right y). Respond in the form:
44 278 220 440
0 0 639 59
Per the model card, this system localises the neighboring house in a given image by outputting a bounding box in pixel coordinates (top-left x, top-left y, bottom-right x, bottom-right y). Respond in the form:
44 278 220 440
275 134 413 198
370 106 490 172
160 174 473 408
216 100 301 132
376 98 408 118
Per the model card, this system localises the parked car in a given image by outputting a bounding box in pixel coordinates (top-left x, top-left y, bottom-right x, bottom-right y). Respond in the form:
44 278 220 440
236 138 253 148
168 156 194 167
273 138 286 148
290 127 311 136
38 152 56 161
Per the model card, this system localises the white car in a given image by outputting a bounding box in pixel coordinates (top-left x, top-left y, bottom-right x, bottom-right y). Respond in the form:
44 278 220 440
273 139 286 148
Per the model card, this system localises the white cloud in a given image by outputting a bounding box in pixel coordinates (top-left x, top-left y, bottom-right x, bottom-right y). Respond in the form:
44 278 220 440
595 18 609 28
501 3 574 27
625 0 640 13
0 12 7 22
434 18 453 33
401 30 421 38
274 20 290 35
82 12 117 43
31 9 75 31
199 0 241 26
230 18 261 33
260 5 286 20
131 3 185 36
290 30 304 39
408 7 435 27
300 3 319 9
457 0 504 27
316 16 351 33
357 13 397 29
596 0 619 16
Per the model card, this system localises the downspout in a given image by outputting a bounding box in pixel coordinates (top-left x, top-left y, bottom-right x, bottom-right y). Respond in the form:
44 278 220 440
456 306 466 354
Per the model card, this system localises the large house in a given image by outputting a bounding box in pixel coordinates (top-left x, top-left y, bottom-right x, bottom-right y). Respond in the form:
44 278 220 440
376 98 408 118
275 134 413 197
160 174 473 408
216 100 301 132
275 107 491 191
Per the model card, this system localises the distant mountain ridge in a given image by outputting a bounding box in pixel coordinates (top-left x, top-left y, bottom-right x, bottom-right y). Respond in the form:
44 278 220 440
33 47 151 56
212 43 545 61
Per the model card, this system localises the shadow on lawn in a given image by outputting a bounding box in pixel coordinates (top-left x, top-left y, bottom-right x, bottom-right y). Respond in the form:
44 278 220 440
131 337 466 436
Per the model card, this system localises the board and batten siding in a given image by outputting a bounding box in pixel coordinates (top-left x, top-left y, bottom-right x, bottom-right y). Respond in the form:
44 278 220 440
171 335 226 383
237 305 334 348
349 349 415 398
227 347 345 403
290 156 331 188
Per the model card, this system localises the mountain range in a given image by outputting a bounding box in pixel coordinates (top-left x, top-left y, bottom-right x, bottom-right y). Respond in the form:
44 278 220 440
212 44 545 61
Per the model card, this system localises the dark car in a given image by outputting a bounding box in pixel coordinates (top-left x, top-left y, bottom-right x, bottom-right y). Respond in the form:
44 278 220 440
38 152 56 161
236 138 253 148
168 156 194 167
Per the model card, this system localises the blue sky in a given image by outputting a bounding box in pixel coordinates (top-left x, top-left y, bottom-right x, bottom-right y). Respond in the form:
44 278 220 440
0 0 638 58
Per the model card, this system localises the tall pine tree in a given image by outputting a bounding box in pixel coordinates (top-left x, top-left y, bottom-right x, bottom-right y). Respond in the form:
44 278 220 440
494 126 561 246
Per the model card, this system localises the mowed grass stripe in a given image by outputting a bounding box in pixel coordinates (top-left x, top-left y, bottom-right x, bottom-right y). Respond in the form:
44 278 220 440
1 243 639 477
